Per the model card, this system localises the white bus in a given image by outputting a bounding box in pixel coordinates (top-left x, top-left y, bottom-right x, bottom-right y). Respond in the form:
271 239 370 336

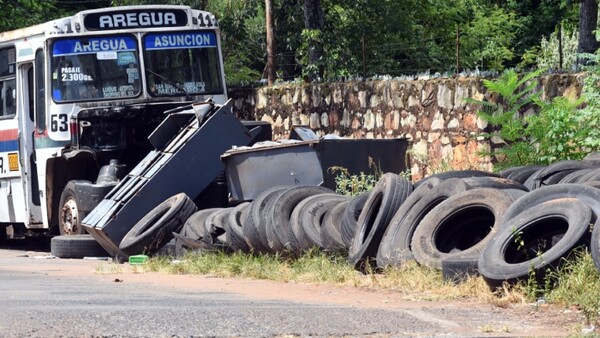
0 5 226 239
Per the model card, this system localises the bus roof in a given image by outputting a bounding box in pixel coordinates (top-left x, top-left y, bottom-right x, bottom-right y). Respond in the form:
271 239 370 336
0 5 218 44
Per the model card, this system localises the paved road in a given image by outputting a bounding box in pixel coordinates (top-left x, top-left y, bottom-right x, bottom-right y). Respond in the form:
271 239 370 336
0 238 579 337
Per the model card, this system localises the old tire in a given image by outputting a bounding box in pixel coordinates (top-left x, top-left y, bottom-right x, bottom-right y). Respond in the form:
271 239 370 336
243 186 290 253
321 199 353 252
203 208 232 250
51 235 108 258
376 178 469 268
410 188 518 269
265 186 334 253
226 202 251 253
340 192 370 248
119 193 197 256
524 161 595 190
348 174 413 270
441 252 480 284
289 193 348 253
58 180 91 235
500 184 600 224
414 170 500 189
479 198 593 288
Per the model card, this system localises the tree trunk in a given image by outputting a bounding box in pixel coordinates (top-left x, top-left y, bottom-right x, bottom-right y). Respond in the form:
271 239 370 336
265 0 276 85
578 0 599 65
303 0 324 80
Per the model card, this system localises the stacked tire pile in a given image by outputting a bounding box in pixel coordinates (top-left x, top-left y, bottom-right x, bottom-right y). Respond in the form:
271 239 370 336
122 154 600 289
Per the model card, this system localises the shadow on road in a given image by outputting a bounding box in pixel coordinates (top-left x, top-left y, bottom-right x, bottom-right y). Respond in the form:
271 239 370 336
0 237 51 252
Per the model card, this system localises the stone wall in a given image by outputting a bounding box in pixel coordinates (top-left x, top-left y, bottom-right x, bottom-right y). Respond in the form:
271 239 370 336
229 73 585 180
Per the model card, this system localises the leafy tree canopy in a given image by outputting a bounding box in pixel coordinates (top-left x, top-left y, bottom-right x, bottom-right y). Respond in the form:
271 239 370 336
0 0 587 84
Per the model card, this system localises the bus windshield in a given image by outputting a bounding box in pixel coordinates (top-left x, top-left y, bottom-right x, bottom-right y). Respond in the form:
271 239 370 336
50 35 141 102
143 31 223 97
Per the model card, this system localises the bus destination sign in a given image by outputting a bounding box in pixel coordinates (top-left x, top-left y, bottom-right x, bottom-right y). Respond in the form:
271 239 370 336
83 9 188 31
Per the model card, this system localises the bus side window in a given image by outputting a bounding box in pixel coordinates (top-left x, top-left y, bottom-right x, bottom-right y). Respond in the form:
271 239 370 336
0 47 16 118
0 80 15 118
35 49 46 132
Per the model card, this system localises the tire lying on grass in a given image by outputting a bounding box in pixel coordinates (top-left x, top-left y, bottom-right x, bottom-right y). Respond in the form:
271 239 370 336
321 199 352 252
226 202 251 253
441 252 481 284
175 207 222 254
51 235 109 258
375 176 525 269
203 207 233 250
340 192 370 248
348 174 413 270
478 198 594 288
264 185 334 253
289 193 348 253
410 188 519 270
242 185 290 254
119 193 197 257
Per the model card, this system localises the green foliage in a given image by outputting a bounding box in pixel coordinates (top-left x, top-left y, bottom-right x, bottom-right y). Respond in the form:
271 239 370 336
469 69 542 168
535 25 579 70
460 3 525 71
0 0 60 31
330 157 382 196
473 67 600 169
330 167 377 197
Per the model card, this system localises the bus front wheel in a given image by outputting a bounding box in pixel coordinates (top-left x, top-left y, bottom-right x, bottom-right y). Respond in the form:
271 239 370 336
58 181 89 236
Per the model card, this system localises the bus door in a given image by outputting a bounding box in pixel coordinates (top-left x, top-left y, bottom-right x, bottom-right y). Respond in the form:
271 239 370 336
15 60 42 226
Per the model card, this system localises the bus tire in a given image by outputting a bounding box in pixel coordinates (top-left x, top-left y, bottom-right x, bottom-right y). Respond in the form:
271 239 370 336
119 193 197 257
58 180 91 235
51 235 108 258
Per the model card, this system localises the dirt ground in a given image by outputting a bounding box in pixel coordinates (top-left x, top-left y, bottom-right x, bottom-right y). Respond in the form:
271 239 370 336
3 245 591 337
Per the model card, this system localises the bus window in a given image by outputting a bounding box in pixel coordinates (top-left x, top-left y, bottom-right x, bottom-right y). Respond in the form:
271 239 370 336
50 35 141 102
0 79 16 118
35 49 46 132
0 47 16 118
143 31 223 97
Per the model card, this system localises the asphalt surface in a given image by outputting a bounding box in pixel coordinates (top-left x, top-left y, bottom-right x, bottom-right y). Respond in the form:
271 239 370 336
0 238 580 337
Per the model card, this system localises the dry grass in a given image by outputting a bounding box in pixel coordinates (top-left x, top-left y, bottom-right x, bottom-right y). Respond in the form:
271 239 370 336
123 248 527 304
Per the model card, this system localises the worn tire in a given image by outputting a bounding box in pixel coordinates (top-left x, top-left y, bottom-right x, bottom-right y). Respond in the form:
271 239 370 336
119 193 197 256
348 174 413 270
265 186 334 253
558 169 595 184
524 161 595 190
479 198 593 288
414 170 500 189
175 208 221 254
340 192 370 248
441 252 480 284
501 184 600 224
180 208 221 242
376 178 473 268
226 202 251 253
289 193 348 253
321 199 353 252
243 186 290 253
410 188 518 269
504 165 544 184
203 208 232 250
51 235 109 258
